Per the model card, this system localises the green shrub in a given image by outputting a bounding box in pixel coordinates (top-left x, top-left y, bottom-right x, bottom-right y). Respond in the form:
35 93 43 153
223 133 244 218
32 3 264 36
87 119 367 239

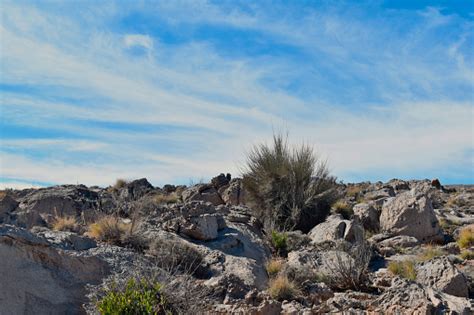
271 231 288 255
242 132 338 232
97 278 171 315
388 260 416 280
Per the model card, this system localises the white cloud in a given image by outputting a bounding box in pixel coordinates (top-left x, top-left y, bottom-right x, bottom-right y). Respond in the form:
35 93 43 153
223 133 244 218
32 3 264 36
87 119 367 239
123 34 154 51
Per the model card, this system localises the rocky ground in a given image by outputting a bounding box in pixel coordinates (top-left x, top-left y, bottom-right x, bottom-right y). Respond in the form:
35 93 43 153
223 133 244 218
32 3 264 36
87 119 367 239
0 176 473 314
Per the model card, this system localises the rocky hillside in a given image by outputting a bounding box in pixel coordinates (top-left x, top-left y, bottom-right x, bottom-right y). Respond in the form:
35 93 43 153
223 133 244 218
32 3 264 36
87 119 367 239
0 176 473 314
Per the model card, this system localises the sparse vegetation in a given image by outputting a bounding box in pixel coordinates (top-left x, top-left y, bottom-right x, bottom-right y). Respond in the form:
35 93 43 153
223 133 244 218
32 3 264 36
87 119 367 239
51 216 79 232
268 275 299 301
387 260 417 280
346 185 363 198
418 245 446 261
242 132 338 232
86 216 130 245
460 250 474 260
148 237 203 276
332 200 353 219
457 226 474 249
266 258 284 277
154 193 179 204
108 178 128 193
321 241 372 290
271 230 288 256
97 278 171 315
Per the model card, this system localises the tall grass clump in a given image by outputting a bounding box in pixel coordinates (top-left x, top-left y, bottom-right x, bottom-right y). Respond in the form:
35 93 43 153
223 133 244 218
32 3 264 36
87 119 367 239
242 133 338 232
457 226 474 249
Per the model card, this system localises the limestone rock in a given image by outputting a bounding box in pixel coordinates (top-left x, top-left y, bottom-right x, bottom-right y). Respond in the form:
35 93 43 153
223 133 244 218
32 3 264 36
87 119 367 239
380 189 443 242
220 179 246 206
182 184 224 206
0 225 109 314
181 214 219 241
309 215 364 244
416 257 469 298
353 202 380 231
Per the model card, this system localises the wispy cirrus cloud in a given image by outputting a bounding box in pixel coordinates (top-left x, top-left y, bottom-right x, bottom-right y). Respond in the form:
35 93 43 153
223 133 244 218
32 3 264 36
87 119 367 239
0 0 472 188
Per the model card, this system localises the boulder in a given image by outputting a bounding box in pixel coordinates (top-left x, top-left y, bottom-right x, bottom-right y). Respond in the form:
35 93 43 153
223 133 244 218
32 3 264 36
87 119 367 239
380 189 443 242
373 277 471 314
118 178 154 200
386 179 410 192
34 229 97 251
416 257 469 298
364 187 395 201
182 184 224 206
353 202 380 231
0 225 109 314
211 173 231 189
181 214 219 241
309 215 364 244
0 195 18 217
219 179 246 206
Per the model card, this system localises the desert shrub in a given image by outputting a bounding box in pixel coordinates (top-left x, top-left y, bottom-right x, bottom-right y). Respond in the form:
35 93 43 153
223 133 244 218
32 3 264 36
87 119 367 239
387 260 416 280
457 226 474 249
346 185 363 198
285 231 311 252
242 133 338 232
266 258 284 277
87 216 129 245
52 216 79 232
148 237 203 276
332 200 353 219
460 250 474 260
268 275 299 301
271 231 288 256
418 245 446 261
321 241 372 290
97 278 171 315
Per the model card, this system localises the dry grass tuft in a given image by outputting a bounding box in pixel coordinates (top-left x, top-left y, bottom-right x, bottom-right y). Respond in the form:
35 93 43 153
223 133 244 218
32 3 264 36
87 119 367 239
387 260 416 280
418 244 446 261
86 216 129 245
457 226 474 249
154 193 179 204
332 200 353 219
460 250 474 260
266 258 284 277
52 216 79 232
268 275 299 301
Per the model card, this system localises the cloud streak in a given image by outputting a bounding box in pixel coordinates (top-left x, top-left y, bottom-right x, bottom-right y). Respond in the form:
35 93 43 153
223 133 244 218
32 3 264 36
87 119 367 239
0 0 472 188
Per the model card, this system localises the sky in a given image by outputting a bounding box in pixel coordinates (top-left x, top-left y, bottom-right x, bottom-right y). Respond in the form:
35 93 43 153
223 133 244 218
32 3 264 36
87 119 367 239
0 0 473 189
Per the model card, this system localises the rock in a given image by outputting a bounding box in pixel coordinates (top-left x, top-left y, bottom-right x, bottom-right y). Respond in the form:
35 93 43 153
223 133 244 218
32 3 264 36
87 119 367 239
181 214 219 241
35 229 97 251
386 179 410 192
432 178 442 190
0 224 109 314
211 173 231 189
416 257 469 298
364 187 395 200
373 277 471 314
380 189 443 242
119 178 154 200
378 235 420 249
309 215 364 244
220 179 246 206
182 184 224 206
353 202 380 231
0 195 19 217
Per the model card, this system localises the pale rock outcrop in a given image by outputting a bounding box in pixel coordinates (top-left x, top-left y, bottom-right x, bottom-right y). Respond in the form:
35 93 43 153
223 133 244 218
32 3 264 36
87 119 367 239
219 179 246 206
309 214 364 244
353 202 380 231
416 257 469 298
0 225 109 314
380 189 443 242
373 278 471 314
182 184 224 206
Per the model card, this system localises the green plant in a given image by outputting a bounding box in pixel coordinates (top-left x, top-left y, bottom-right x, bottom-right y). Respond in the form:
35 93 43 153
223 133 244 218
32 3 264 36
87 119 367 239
387 260 417 280
266 258 284 277
242 132 338 232
268 275 299 301
332 200 353 219
457 226 474 249
271 231 288 255
460 250 474 260
97 278 171 315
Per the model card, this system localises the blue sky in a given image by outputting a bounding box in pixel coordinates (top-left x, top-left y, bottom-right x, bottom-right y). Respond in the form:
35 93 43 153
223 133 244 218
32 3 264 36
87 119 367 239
0 0 473 188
